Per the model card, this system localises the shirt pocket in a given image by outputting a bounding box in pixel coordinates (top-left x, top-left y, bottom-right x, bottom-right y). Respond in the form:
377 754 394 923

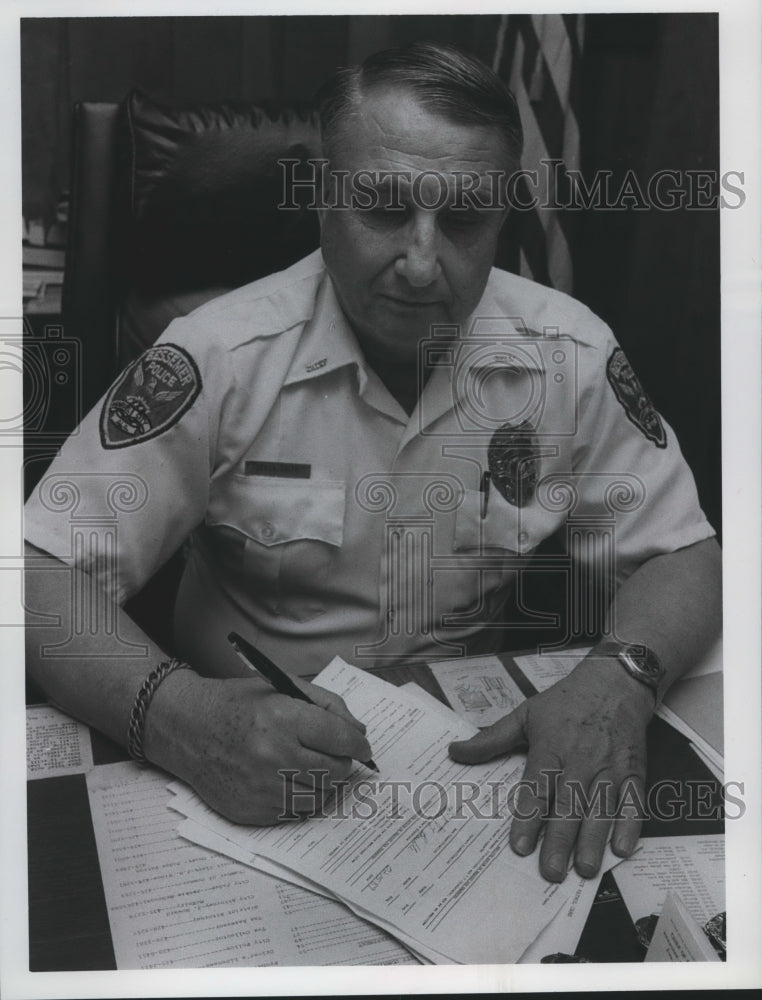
450 488 544 618
454 488 536 552
207 474 345 622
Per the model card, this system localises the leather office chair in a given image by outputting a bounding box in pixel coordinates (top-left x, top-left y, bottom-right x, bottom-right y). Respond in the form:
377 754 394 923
60 90 322 647
64 90 322 414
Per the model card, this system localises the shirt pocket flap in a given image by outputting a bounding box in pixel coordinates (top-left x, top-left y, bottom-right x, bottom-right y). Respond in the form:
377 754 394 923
208 475 345 548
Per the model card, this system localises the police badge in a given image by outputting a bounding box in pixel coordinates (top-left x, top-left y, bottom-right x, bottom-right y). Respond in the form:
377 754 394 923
99 344 201 449
487 419 540 508
606 348 667 448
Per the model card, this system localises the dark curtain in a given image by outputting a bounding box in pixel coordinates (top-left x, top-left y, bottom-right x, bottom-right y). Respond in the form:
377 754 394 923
575 14 721 536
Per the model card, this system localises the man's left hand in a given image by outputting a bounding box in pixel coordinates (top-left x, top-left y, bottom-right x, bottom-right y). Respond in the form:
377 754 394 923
448 654 655 882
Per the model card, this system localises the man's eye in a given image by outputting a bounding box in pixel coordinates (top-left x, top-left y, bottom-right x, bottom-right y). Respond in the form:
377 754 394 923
360 205 409 224
440 209 487 231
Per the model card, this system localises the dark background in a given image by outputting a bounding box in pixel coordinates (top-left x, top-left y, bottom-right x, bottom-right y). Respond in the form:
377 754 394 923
20 13 721 533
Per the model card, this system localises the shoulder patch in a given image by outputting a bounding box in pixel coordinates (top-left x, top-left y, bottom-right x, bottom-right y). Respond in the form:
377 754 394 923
488 420 540 508
606 348 666 448
100 344 201 449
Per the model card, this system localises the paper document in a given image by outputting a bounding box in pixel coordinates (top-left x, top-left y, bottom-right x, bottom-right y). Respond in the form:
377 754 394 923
399 681 459 722
429 654 525 727
657 672 723 763
27 704 93 779
644 890 721 962
87 762 414 968
170 658 572 964
512 648 592 693
612 835 724 933
681 636 722 678
517 845 629 963
176 817 419 963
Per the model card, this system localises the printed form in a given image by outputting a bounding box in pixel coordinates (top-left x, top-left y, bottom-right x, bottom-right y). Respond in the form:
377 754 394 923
27 704 94 779
611 834 725 930
171 658 571 964
87 761 413 967
516 842 628 963
429 655 525 727
401 679 631 962
644 890 721 962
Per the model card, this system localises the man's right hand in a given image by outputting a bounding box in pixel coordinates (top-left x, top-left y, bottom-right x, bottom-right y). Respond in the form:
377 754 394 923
25 543 372 826
144 669 373 825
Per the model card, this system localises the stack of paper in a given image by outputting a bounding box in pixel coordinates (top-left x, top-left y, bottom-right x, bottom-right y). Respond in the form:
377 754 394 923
170 658 575 964
87 762 414 968
613 834 725 963
644 891 721 962
656 663 724 780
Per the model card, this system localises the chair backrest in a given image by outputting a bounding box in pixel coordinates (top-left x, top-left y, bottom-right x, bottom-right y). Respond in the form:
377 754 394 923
63 91 323 416
62 102 121 418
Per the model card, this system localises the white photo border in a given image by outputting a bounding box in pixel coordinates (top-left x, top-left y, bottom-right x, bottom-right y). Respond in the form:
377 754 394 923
1 1 760 995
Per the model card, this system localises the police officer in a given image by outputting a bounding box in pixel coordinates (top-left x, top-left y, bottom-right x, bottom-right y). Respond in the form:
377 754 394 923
24 42 721 883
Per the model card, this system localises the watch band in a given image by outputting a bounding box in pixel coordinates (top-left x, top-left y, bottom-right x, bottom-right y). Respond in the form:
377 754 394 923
596 640 665 696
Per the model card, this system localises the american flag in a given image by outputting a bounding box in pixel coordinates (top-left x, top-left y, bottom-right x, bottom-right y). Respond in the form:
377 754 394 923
491 13 585 295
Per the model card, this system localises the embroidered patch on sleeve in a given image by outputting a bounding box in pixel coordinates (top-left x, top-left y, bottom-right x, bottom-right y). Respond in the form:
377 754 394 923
99 344 201 449
606 348 667 448
487 419 540 508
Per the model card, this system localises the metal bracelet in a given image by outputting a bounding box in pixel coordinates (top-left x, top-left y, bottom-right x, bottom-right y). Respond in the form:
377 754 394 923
127 658 190 764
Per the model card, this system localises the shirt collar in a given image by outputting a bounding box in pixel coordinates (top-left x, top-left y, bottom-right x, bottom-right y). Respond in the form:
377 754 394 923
282 263 549 441
283 267 369 391
284 264 546 387
459 275 547 375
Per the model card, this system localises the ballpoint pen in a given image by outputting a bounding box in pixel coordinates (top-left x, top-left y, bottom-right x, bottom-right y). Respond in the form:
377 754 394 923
480 469 491 519
227 631 378 772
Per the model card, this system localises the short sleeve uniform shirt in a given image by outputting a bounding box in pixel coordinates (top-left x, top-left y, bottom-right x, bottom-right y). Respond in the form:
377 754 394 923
25 250 715 676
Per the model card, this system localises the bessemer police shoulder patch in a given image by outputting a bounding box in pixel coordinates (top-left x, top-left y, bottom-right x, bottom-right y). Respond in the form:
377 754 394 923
606 348 667 449
99 344 201 449
487 419 540 508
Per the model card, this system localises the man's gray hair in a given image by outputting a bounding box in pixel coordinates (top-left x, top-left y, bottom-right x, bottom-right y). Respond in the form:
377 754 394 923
316 40 523 168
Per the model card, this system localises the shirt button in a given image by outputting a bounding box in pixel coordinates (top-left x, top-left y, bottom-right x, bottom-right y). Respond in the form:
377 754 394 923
518 530 529 544
261 522 275 540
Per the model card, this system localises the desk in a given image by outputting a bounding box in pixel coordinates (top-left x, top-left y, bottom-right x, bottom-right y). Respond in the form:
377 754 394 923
27 654 724 970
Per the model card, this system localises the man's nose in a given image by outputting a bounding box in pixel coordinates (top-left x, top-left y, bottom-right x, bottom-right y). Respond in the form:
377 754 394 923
394 213 442 287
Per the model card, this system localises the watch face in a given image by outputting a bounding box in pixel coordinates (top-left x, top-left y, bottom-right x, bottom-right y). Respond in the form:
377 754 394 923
621 645 664 686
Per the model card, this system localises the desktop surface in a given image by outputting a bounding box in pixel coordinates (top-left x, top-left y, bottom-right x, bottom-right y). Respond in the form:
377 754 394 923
26 654 724 970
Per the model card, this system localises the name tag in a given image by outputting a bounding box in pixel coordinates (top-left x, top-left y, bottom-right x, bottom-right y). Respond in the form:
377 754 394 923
244 461 312 479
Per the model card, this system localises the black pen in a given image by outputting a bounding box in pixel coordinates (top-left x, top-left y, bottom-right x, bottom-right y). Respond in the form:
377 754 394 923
227 631 378 772
480 469 491 519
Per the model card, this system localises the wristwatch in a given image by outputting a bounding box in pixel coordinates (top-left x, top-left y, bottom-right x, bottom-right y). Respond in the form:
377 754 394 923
597 641 665 697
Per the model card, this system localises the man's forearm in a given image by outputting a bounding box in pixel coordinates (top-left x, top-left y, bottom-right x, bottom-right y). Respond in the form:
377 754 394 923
595 536 722 699
24 541 191 750
24 542 373 825
25 542 239 780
